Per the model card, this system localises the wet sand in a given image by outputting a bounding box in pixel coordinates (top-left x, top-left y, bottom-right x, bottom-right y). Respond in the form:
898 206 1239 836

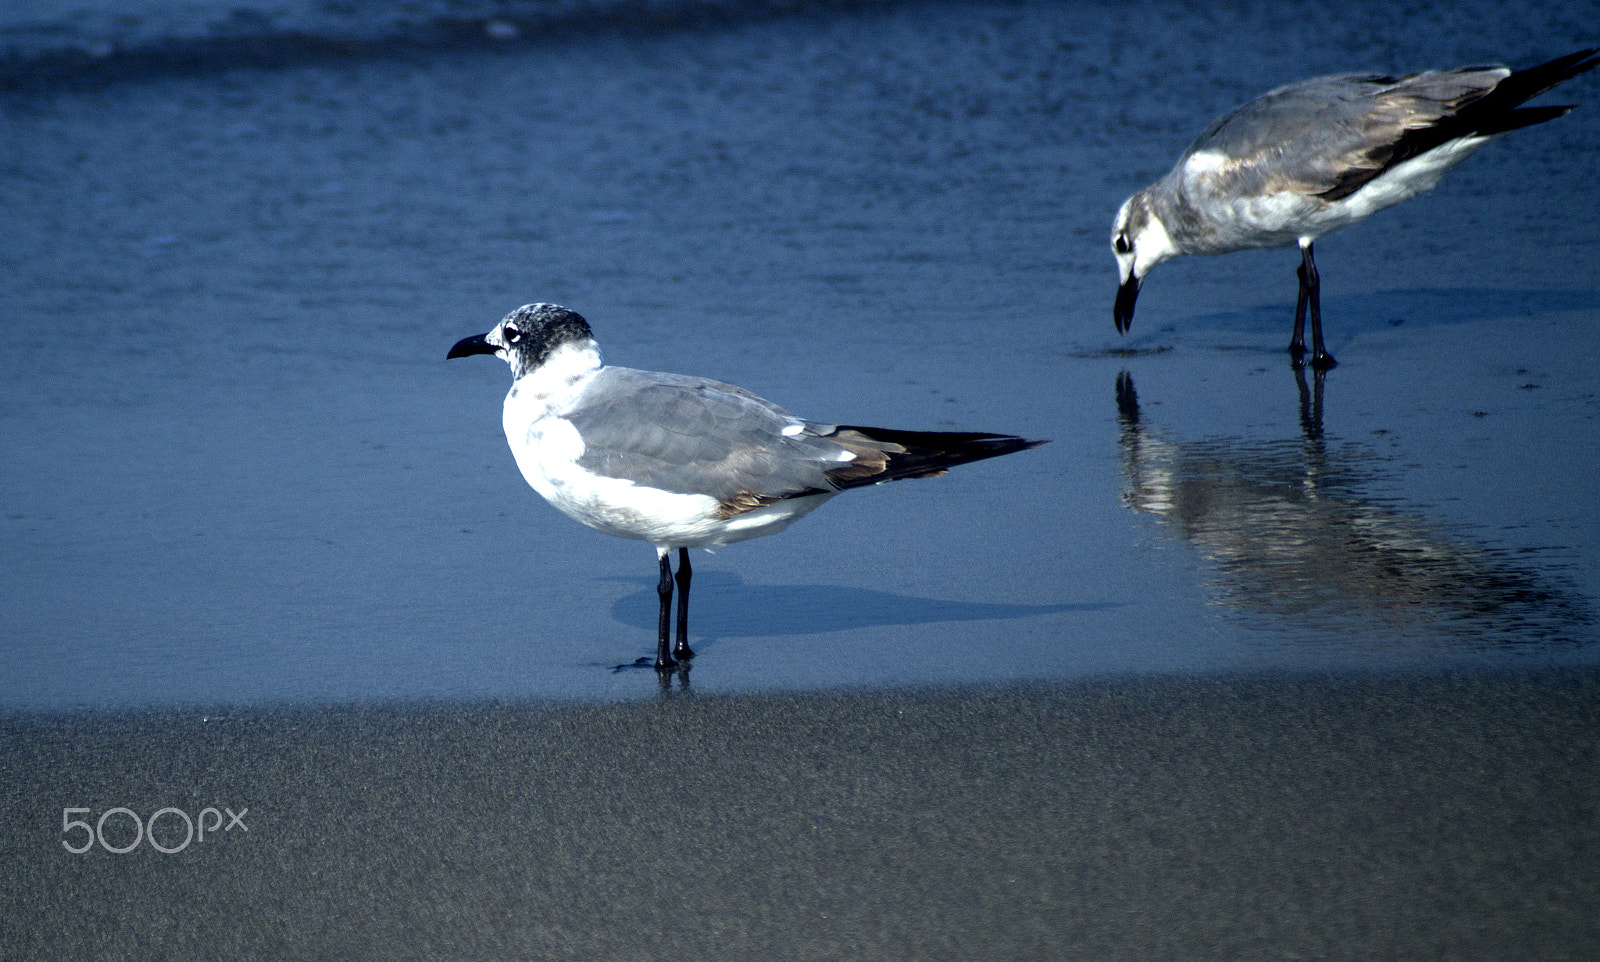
4 668 1598 959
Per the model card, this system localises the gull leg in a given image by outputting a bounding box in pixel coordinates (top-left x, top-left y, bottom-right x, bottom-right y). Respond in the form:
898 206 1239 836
655 549 677 671
673 547 695 660
1290 245 1311 362
1301 243 1337 370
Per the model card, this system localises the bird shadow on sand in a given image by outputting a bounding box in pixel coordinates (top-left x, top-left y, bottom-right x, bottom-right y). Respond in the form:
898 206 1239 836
600 571 1111 647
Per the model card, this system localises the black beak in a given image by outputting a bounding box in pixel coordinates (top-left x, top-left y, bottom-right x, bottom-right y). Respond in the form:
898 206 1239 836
447 333 497 359
1114 274 1141 335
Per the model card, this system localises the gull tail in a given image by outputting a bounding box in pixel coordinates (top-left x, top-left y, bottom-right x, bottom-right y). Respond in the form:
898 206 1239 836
1318 49 1597 202
820 427 1048 489
1466 47 1599 136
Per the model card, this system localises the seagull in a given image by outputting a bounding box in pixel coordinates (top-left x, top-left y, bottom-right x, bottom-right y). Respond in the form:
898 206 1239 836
1111 48 1598 369
448 303 1047 671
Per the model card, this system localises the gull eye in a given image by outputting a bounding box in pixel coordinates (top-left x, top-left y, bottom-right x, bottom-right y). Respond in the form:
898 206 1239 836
1114 235 1131 255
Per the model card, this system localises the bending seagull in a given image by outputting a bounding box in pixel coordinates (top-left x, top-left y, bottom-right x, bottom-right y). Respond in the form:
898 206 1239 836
1111 48 1598 369
448 303 1046 671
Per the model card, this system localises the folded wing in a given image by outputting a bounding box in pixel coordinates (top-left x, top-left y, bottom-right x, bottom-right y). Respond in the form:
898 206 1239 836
566 368 1044 518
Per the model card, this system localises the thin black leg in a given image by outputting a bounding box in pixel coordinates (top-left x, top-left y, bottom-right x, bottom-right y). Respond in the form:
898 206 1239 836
1300 243 1337 370
673 547 695 660
1290 249 1311 362
655 552 677 671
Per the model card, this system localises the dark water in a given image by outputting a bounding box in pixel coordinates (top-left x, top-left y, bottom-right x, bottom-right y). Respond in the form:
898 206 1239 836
2 0 1597 710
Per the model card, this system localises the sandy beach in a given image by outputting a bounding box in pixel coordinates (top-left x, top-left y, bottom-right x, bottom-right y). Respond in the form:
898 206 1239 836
5 669 1598 959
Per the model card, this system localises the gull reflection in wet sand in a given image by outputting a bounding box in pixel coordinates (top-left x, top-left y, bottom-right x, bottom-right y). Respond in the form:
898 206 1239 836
1115 371 1591 646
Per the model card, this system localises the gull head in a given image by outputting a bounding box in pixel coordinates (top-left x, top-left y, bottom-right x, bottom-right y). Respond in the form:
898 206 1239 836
1110 191 1177 334
447 303 598 379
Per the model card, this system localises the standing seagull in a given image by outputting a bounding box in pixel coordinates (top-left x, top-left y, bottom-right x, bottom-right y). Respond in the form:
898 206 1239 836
1111 49 1598 369
448 303 1046 671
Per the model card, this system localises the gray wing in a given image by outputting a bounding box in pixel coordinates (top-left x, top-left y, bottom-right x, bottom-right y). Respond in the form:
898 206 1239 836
1185 67 1509 201
565 367 854 512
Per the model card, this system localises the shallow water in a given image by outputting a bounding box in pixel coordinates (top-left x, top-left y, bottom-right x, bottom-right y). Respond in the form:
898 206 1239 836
2 0 1598 710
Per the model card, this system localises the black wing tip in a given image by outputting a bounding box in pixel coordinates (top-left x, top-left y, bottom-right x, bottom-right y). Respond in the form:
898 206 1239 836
1494 104 1579 133
836 426 1044 447
1329 49 1599 197
828 426 1047 487
937 433 1050 473
988 435 1051 453
952 434 1051 462
1499 48 1600 106
1538 47 1599 76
